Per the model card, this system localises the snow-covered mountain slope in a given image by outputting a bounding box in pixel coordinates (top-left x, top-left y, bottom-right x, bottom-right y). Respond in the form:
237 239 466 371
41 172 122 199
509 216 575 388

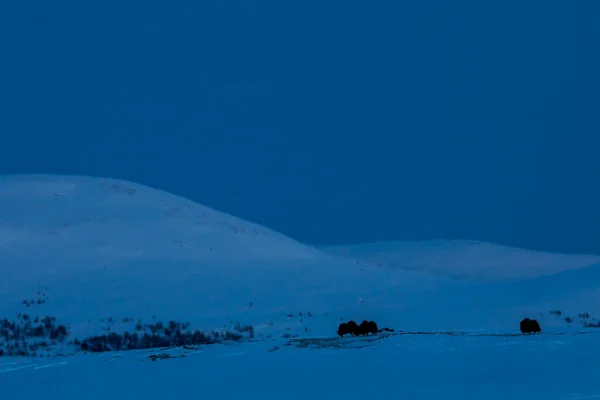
320 240 600 281
0 174 323 262
1 174 599 360
0 174 454 356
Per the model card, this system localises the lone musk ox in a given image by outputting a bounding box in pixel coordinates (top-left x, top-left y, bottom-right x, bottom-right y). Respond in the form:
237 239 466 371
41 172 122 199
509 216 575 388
357 320 378 336
520 318 541 334
337 320 360 337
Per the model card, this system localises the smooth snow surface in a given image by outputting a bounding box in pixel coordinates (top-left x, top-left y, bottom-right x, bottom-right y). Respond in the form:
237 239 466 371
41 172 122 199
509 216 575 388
3 333 600 399
321 240 600 281
2 174 600 398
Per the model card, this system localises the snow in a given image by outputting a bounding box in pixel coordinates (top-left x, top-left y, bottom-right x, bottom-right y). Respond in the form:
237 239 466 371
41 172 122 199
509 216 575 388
3 333 600 399
320 240 600 282
0 175 461 344
1 174 600 398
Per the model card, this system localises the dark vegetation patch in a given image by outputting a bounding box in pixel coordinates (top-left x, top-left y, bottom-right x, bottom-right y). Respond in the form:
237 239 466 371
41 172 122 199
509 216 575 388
583 320 600 328
0 314 69 357
574 312 598 327
549 310 600 328
21 287 50 308
3 288 256 357
75 320 254 353
285 311 313 318
0 311 254 357
148 353 186 361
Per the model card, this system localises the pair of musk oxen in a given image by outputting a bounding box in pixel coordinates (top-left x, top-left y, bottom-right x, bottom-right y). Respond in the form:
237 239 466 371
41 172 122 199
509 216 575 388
336 318 541 337
337 320 382 337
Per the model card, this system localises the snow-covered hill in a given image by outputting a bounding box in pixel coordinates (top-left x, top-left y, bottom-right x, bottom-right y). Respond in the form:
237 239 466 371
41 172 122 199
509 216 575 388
1 174 599 360
320 240 600 281
0 175 452 357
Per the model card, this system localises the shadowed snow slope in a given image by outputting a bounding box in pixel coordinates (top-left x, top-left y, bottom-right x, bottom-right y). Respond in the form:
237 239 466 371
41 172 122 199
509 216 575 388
0 174 454 356
1 175 600 360
320 240 600 281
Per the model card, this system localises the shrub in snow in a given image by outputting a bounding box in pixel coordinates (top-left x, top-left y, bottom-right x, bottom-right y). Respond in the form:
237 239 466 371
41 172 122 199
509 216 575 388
0 314 68 357
233 322 254 338
76 319 254 353
1 312 254 357
583 320 600 328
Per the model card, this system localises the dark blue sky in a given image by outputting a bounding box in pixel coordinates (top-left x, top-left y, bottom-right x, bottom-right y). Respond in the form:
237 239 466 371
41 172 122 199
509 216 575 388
1 1 599 254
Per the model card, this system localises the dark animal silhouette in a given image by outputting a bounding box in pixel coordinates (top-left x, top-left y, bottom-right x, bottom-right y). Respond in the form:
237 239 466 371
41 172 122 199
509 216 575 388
337 320 360 337
357 320 378 336
347 320 359 334
337 322 350 337
520 318 541 334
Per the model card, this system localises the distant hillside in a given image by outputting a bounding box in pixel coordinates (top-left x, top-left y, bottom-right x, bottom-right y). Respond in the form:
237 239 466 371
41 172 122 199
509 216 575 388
319 240 600 281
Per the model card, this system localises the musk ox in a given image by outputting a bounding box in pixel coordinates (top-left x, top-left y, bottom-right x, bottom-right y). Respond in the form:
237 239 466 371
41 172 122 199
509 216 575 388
357 320 378 336
337 320 360 337
520 318 541 334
